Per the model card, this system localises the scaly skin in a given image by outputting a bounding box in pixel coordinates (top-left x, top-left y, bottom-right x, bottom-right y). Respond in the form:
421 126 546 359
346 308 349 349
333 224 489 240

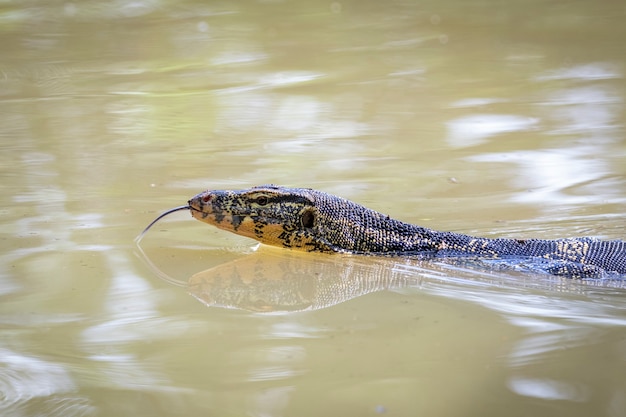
188 185 626 278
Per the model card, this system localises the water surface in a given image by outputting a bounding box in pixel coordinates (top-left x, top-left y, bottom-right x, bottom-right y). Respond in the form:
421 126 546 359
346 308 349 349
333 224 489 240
1 0 625 416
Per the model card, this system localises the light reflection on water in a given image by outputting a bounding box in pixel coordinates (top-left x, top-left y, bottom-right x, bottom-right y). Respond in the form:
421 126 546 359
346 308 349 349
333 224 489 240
508 377 590 402
246 345 307 382
468 147 623 206
411 268 626 328
446 114 539 148
534 62 621 82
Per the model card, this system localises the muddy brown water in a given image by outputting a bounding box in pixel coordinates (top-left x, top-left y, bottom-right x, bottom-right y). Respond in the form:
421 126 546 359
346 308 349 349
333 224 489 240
1 1 625 416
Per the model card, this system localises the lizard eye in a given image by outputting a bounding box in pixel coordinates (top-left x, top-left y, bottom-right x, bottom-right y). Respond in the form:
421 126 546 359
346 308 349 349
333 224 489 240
256 196 268 206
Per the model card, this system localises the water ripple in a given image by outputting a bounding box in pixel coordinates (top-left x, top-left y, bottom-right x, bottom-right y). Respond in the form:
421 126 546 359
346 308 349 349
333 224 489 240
0 349 95 416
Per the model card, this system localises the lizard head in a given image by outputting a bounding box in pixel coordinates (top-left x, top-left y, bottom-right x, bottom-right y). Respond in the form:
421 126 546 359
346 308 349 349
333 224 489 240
188 185 337 252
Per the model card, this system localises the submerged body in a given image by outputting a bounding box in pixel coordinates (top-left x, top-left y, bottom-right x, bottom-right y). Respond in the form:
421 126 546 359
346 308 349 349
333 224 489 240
181 185 626 279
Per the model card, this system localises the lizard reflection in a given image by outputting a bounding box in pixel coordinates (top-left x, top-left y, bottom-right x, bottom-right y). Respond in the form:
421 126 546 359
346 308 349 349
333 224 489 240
136 245 419 313
136 245 625 313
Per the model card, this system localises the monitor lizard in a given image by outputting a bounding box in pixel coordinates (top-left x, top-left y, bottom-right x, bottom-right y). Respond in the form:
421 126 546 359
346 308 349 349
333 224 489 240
138 185 626 279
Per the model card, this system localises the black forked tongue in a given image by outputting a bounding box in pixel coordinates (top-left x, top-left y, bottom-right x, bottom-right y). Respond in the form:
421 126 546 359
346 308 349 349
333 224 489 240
135 205 190 243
